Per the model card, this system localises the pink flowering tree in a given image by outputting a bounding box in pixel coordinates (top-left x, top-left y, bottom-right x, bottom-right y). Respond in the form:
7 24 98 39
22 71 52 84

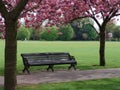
0 0 87 90
84 0 120 66
54 0 120 67
64 0 120 66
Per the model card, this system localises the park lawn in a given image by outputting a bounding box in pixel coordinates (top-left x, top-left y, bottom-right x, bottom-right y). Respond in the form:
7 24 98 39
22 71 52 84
0 77 120 90
0 40 120 75
17 77 120 90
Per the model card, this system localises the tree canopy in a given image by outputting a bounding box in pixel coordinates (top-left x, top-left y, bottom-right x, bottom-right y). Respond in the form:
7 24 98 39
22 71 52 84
0 0 88 35
1 0 120 32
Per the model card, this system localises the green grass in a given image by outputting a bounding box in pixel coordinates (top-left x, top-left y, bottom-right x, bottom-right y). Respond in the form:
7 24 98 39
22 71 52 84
0 40 120 75
0 77 120 90
17 78 120 90
0 40 120 89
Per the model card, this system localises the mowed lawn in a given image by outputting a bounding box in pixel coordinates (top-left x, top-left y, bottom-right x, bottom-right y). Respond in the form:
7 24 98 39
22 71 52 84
0 78 120 90
0 40 120 75
0 40 120 90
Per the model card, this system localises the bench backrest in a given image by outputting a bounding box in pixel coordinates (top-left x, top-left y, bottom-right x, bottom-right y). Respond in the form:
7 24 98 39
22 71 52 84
21 52 71 61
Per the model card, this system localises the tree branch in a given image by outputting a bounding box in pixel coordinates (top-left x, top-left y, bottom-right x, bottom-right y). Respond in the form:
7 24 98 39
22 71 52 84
88 5 95 16
115 13 120 16
10 0 29 20
70 16 88 23
0 0 8 18
21 1 42 16
89 23 100 34
91 16 101 28
109 9 118 20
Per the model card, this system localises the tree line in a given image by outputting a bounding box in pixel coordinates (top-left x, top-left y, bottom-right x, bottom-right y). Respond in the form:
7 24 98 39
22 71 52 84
12 18 120 41
16 18 98 41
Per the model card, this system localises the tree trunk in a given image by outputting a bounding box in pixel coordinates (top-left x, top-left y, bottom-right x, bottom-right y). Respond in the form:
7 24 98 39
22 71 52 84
99 28 106 66
4 19 17 90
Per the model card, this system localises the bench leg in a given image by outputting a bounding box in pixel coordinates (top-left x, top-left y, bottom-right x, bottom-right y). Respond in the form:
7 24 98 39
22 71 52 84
23 66 30 74
68 64 76 70
47 65 54 72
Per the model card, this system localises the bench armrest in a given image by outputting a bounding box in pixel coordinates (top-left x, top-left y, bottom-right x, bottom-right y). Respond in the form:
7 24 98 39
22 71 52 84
23 58 29 66
70 56 75 60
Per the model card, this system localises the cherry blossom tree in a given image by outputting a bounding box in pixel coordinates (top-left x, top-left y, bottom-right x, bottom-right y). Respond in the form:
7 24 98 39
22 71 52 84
64 0 120 66
84 0 120 66
0 1 29 90
52 0 120 66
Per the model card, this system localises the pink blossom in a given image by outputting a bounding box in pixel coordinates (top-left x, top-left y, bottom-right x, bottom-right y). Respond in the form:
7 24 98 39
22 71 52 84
46 28 51 33
0 0 120 35
58 32 63 35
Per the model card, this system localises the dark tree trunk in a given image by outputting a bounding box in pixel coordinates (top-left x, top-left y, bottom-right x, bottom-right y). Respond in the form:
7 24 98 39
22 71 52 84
99 28 106 66
0 0 29 90
4 19 17 90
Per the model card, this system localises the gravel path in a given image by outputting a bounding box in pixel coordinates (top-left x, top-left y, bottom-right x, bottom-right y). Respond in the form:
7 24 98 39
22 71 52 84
0 68 120 86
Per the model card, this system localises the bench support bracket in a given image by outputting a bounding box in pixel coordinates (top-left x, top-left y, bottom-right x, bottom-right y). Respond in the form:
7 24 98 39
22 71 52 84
47 65 54 72
23 66 30 74
68 64 76 70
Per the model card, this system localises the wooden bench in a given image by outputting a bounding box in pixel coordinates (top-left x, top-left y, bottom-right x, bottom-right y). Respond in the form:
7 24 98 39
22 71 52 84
21 52 77 73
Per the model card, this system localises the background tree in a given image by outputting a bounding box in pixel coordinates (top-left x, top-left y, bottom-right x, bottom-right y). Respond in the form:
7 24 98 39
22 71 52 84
106 23 120 41
57 24 74 41
40 27 58 41
106 22 116 33
113 26 120 41
106 23 116 40
17 26 31 40
71 18 97 40
81 0 120 66
0 32 2 38
81 24 97 40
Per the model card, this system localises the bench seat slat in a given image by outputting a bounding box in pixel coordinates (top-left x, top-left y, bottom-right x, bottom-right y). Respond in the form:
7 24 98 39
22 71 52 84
28 60 76 65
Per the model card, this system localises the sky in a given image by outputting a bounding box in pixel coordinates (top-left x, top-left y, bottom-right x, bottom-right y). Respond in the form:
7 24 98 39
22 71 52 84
93 16 120 33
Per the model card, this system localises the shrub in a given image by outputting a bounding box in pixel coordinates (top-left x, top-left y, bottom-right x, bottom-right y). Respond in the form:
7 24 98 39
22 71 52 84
71 19 98 40
17 26 31 40
82 33 88 40
29 28 40 40
113 29 120 41
40 27 58 41
0 33 2 39
57 24 74 41
80 24 97 40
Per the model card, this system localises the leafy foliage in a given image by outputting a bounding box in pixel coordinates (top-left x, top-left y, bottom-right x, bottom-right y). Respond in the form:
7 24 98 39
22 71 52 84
113 26 120 41
81 24 97 40
71 18 97 40
57 24 74 41
17 26 31 40
40 27 58 41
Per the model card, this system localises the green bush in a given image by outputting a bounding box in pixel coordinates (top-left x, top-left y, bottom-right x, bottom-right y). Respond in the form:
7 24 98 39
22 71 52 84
71 18 98 40
40 27 58 41
57 24 74 41
17 26 31 40
0 33 2 39
82 24 97 40
113 29 120 41
29 28 40 40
